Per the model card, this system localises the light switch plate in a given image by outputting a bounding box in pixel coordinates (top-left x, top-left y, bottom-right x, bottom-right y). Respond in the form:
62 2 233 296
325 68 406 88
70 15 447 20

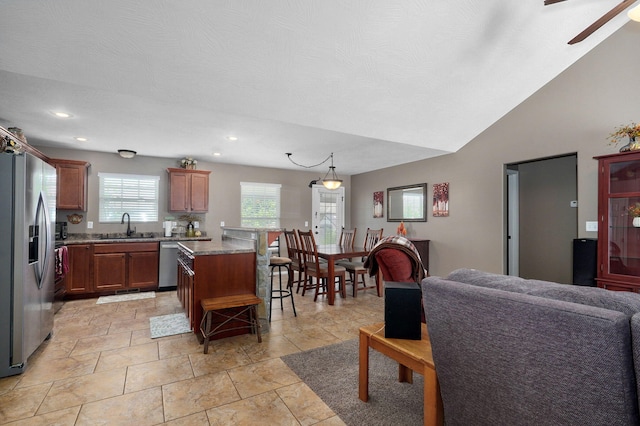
220 221 225 227
305 221 308 227
87 221 93 229
586 221 598 232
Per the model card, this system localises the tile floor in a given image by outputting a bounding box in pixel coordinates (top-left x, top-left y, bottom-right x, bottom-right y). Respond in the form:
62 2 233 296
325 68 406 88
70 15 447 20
0 277 385 425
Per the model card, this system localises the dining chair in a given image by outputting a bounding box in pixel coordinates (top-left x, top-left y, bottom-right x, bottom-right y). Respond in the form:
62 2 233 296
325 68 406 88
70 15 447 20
338 227 357 247
342 228 384 296
284 229 308 294
298 229 347 301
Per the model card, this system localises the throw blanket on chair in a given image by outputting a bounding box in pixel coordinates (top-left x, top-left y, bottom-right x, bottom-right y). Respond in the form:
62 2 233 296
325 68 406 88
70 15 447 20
364 236 427 283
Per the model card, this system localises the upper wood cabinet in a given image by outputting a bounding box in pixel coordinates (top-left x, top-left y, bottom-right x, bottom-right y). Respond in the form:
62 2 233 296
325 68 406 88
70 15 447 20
167 168 211 212
49 158 90 210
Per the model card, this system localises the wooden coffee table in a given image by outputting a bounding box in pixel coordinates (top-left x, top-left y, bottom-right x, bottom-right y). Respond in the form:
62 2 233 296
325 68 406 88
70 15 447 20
359 322 443 426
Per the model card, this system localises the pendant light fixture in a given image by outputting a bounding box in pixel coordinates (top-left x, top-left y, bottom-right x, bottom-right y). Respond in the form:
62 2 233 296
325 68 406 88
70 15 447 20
286 152 343 190
322 153 342 190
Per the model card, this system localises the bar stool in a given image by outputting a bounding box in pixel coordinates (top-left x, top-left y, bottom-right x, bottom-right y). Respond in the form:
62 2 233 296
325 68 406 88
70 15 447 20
269 255 297 322
200 294 262 354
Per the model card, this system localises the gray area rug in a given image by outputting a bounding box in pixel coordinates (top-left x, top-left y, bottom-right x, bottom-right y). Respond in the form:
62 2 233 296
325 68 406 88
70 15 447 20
149 313 192 339
282 339 423 426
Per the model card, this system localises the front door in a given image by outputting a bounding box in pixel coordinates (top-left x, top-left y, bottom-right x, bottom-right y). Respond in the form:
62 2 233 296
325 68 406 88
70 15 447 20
311 185 345 245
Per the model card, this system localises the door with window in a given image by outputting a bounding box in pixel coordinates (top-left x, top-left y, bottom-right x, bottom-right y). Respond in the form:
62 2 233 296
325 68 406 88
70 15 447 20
311 185 345 245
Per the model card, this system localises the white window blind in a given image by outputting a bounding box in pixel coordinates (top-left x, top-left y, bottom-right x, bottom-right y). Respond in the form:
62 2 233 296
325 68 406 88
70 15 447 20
240 182 281 228
98 173 160 223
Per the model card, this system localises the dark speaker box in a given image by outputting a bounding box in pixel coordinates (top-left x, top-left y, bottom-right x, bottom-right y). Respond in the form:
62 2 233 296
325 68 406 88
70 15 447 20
384 281 422 340
573 238 597 287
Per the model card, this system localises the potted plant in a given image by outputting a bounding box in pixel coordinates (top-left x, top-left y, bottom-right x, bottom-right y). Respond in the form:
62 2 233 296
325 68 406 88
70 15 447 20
629 203 640 227
608 122 640 152
180 157 197 169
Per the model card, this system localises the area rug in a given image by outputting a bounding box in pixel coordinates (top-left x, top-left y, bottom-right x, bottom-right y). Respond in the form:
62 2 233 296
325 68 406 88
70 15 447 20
281 338 423 426
96 291 156 304
149 313 192 339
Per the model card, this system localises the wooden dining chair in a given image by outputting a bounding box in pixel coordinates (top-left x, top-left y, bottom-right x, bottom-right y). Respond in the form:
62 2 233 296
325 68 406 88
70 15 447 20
284 229 308 294
342 228 384 296
298 229 347 301
338 227 357 247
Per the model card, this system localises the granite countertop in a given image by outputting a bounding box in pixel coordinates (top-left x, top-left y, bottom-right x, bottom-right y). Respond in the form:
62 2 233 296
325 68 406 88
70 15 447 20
57 233 212 245
178 239 255 256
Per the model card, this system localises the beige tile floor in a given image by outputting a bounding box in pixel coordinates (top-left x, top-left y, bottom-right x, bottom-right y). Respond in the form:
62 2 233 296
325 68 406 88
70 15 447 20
0 277 384 425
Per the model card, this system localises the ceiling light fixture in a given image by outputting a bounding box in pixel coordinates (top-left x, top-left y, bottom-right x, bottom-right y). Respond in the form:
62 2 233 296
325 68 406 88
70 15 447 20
321 153 342 190
118 149 136 159
226 136 238 141
286 152 342 190
52 111 72 118
213 152 222 156
629 4 640 21
75 137 88 142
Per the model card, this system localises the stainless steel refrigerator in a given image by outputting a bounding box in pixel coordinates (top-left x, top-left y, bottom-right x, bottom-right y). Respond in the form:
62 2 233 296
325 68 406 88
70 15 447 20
0 150 56 378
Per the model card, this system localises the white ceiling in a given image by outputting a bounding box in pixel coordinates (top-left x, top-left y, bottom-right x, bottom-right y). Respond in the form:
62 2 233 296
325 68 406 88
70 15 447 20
0 1 636 175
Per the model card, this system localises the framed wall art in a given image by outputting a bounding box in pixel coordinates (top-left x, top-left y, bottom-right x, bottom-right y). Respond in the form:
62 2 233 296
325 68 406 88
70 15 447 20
373 191 384 218
433 182 449 217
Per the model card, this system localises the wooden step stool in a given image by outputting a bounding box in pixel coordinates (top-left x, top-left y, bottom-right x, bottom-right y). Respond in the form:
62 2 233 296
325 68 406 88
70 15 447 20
200 294 263 354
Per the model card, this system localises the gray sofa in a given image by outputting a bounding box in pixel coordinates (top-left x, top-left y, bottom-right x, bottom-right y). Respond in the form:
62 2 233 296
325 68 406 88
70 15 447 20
421 268 640 426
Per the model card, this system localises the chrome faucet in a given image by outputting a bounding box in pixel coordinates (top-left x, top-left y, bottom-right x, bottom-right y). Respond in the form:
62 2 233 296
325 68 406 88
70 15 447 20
121 212 135 237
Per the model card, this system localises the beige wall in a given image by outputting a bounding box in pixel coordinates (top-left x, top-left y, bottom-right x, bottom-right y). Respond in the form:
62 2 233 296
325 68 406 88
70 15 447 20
37 146 349 240
350 25 640 277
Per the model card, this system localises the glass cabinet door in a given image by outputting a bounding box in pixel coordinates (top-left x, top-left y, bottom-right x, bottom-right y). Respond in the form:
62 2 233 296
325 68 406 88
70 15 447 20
603 156 640 283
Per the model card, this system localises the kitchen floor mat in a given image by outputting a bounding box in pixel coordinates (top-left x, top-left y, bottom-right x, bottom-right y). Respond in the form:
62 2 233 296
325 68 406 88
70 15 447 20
96 291 156 304
149 313 192 339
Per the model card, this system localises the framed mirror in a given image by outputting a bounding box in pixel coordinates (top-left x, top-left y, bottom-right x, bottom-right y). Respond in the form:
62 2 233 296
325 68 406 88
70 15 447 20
387 183 427 222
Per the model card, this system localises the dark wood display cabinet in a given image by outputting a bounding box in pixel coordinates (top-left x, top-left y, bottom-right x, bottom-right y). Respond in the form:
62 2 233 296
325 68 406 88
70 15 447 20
167 168 211 212
595 150 640 292
49 158 90 210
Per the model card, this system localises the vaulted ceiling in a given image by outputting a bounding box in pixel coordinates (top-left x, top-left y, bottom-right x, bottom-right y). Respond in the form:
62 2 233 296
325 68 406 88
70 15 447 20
0 1 636 175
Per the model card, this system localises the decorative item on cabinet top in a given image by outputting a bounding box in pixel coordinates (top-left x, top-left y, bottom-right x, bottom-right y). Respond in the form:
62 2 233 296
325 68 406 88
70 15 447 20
608 122 640 152
67 214 83 224
180 157 197 169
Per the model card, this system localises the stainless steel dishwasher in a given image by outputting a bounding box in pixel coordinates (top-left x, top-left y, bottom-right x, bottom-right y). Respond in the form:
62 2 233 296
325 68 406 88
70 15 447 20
159 242 180 289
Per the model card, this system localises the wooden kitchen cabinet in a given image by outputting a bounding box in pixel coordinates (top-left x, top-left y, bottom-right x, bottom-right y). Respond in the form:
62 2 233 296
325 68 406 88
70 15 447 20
93 242 159 292
63 244 94 295
167 168 211 212
595 151 640 292
49 158 90 210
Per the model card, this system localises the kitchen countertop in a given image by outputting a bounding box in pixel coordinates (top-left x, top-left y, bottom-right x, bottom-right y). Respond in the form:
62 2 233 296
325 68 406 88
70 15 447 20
178 240 255 256
57 234 212 245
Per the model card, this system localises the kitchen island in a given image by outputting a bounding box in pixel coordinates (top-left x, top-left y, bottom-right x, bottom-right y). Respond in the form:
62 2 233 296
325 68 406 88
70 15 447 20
177 239 257 340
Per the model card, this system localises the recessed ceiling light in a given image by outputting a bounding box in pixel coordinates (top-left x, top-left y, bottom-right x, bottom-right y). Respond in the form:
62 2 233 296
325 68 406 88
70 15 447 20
213 152 222 156
226 136 238 141
51 111 72 118
75 137 88 142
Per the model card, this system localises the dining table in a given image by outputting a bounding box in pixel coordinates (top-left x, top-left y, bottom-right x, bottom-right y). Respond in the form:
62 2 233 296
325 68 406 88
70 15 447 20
316 244 379 305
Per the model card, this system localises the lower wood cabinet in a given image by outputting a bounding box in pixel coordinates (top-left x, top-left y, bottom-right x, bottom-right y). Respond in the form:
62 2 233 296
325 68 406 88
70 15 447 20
63 241 159 297
64 244 93 295
94 242 159 292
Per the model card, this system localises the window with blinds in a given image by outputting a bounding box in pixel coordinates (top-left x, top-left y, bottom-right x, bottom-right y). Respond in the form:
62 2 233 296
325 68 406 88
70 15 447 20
98 173 160 223
240 182 281 228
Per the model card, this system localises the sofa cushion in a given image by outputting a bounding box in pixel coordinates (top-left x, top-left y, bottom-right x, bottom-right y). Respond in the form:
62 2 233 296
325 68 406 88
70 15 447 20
447 268 640 317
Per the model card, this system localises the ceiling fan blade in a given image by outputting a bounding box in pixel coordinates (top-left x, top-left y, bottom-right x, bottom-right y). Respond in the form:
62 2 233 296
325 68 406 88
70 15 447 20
567 0 636 44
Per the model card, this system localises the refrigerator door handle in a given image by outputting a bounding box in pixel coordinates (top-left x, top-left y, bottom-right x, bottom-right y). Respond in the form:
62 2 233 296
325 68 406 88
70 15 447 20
32 193 50 289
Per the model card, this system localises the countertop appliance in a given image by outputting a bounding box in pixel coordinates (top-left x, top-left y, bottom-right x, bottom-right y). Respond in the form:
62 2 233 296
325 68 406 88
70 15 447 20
158 241 179 289
0 150 56 378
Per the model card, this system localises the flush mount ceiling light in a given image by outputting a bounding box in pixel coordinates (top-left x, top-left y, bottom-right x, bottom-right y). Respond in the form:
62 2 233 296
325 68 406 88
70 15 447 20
286 152 343 190
118 149 136 159
226 136 238 141
74 137 87 142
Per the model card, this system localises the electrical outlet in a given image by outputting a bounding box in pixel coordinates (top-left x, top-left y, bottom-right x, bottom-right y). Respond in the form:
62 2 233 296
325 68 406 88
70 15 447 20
305 221 308 227
586 221 598 232
220 221 225 227
193 221 199 229
87 221 93 229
